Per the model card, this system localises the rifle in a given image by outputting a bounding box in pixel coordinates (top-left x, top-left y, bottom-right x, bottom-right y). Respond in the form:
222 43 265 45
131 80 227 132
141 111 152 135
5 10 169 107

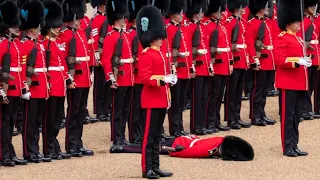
209 6 221 64
112 28 124 82
162 9 176 75
45 30 53 79
85 7 98 40
171 10 184 68
255 2 269 58
131 32 139 73
231 5 242 52
26 24 40 86
305 4 318 51
67 14 79 78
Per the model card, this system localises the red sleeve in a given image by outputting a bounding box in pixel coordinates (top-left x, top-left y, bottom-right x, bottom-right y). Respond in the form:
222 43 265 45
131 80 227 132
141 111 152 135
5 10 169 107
100 34 117 81
139 51 164 87
246 20 258 63
58 33 70 62
274 35 299 69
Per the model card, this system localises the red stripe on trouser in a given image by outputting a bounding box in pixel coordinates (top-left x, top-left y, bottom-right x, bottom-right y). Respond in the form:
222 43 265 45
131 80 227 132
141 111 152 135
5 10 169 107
141 109 151 173
65 90 72 150
23 101 28 157
281 89 286 153
111 89 115 141
250 71 257 119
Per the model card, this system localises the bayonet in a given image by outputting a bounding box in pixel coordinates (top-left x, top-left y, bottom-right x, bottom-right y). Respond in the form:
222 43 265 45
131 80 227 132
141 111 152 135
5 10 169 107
238 5 243 19
217 6 221 20
34 24 40 47
264 1 269 16
300 0 307 57
313 3 318 17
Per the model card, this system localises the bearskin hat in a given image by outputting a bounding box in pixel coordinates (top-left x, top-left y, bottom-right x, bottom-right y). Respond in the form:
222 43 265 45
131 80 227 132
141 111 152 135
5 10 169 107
277 0 302 30
137 5 166 48
168 0 186 15
249 0 269 15
153 0 170 17
106 0 129 25
206 0 227 16
42 0 63 29
62 0 85 22
90 0 105 8
17 0 27 7
19 0 45 30
305 0 318 8
220 136 254 161
0 0 20 29
186 0 207 19
227 0 248 13
128 0 149 22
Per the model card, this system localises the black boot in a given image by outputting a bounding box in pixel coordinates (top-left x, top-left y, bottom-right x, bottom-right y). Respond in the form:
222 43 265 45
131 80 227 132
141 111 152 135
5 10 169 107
251 118 267 126
142 170 160 179
12 157 28 165
283 149 298 157
1 159 15 167
153 168 173 177
237 120 251 128
262 117 276 125
293 147 308 156
227 121 241 130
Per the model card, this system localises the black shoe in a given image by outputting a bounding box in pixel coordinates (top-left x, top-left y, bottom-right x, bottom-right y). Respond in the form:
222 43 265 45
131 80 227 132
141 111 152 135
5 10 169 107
293 148 308 156
67 149 83 157
262 117 276 125
25 155 42 163
113 141 123 146
122 140 130 145
314 112 320 119
184 103 191 110
302 112 314 120
173 131 183 137
60 152 72 159
180 131 189 135
89 116 99 123
83 116 91 124
109 145 124 153
60 118 66 129
37 154 52 162
12 130 19 136
206 126 219 133
142 170 160 179
216 124 231 131
283 149 298 157
161 134 175 140
78 148 94 156
153 168 173 177
227 121 241 130
251 118 267 126
242 95 249 101
1 159 15 167
97 114 108 122
17 126 23 134
237 120 251 128
191 128 207 135
12 157 28 165
132 139 142 144
50 153 63 160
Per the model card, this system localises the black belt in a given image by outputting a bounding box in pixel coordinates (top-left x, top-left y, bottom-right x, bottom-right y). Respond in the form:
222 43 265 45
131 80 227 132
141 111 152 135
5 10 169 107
260 54 268 58
177 62 186 67
229 60 234 65
75 69 83 74
118 70 124 75
134 68 138 74
31 81 39 86
215 59 223 64
195 60 204 66
8 85 16 90
234 56 240 61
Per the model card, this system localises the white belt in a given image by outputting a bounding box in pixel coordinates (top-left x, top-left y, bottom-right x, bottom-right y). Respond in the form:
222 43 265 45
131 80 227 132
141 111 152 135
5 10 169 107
179 52 190 57
236 44 247 49
310 40 319 45
166 52 172 58
189 139 201 148
76 56 90 61
119 58 134 63
34 68 47 73
88 38 95 44
262 45 273 50
197 49 208 54
217 48 230 52
10 67 22 72
48 66 65 71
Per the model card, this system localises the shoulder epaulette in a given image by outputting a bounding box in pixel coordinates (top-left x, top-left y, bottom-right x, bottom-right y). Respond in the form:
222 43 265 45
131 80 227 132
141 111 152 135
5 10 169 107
60 27 68 33
278 31 286 37
0 37 6 43
226 16 234 22
107 30 115 36
20 38 27 43
247 18 254 23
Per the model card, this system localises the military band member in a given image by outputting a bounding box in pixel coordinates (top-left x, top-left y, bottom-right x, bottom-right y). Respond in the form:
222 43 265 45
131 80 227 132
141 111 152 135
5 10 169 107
101 0 134 146
224 0 250 128
274 0 309 157
247 0 276 126
137 5 175 179
59 0 94 157
0 0 28 166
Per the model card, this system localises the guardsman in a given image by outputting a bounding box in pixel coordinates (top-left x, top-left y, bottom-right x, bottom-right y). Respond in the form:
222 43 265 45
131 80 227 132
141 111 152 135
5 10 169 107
246 0 277 126
224 0 250 128
19 0 51 163
186 0 215 135
101 0 134 146
299 0 320 120
90 0 112 122
137 5 175 179
166 0 194 137
41 0 73 160
59 0 94 157
127 0 149 144
274 0 309 157
314 1 320 118
0 0 28 166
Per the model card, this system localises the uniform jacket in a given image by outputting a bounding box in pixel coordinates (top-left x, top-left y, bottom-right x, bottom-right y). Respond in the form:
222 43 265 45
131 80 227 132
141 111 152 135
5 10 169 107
58 27 92 88
246 17 275 70
274 31 308 91
139 47 171 109
80 15 95 67
101 28 134 87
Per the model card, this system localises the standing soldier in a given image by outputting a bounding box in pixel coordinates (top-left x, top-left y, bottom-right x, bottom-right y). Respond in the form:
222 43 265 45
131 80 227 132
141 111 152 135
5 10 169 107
166 0 194 137
0 0 28 166
19 0 51 163
127 0 149 144
186 0 215 135
59 0 94 157
137 5 175 178
41 0 73 160
274 0 309 157
313 1 320 118
246 0 277 126
101 0 134 146
224 0 250 128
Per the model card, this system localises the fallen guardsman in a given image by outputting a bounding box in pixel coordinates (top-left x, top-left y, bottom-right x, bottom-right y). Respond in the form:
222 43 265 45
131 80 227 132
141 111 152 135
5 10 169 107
110 135 254 161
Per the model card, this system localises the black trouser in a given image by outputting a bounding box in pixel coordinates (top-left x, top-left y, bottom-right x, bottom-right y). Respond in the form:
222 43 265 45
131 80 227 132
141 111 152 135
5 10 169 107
303 66 318 113
111 86 132 143
84 67 94 118
1 97 21 160
249 70 274 119
168 79 189 135
207 75 228 127
244 68 253 95
129 84 144 143
190 76 210 131
224 69 246 123
141 108 166 173
43 96 65 155
314 71 320 113
93 66 111 115
23 98 46 158
65 88 89 150
280 89 304 152
15 100 24 129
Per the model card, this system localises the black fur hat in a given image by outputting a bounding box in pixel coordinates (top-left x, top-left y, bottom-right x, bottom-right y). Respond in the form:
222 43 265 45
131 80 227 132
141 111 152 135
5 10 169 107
128 0 149 22
62 0 85 22
206 0 227 16
137 5 166 48
186 0 207 19
249 0 269 15
19 0 45 30
305 0 318 8
227 0 248 13
43 0 63 29
168 0 186 15
106 0 129 25
220 136 254 161
90 0 105 8
17 0 27 7
277 0 302 30
0 0 20 29
153 0 170 17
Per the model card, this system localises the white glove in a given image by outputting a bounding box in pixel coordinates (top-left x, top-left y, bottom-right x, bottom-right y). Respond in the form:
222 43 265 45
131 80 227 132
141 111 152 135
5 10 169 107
22 92 31 100
299 57 312 67
172 75 178 85
164 74 176 84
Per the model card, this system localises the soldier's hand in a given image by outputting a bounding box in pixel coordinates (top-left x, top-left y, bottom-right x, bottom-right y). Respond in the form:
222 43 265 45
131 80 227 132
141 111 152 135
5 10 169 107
232 44 240 52
110 83 118 89
191 73 196 78
68 82 76 89
229 65 234 74
317 65 320 71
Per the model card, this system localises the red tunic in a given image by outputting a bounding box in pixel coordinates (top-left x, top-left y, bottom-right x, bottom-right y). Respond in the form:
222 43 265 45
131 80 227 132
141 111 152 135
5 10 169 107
80 16 90 31
274 31 308 91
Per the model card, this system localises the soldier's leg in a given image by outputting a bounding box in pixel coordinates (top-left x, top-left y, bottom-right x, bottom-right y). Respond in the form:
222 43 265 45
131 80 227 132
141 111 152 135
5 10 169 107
314 71 320 116
129 84 144 143
168 79 181 136
224 70 240 124
260 70 276 124
111 87 126 144
122 86 132 142
302 66 317 120
207 76 220 129
190 77 206 134
235 69 246 121
1 97 14 163
53 97 65 154
93 66 107 120
43 97 57 156
178 79 189 133
152 109 166 170
250 70 266 126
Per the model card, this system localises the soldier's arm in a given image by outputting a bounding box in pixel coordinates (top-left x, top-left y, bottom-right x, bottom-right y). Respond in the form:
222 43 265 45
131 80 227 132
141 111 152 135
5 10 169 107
274 35 300 69
246 21 258 64
100 35 116 81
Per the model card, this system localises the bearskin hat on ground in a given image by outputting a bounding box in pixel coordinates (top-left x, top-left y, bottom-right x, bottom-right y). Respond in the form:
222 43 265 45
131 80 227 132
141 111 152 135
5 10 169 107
90 0 105 8
206 0 227 16
128 0 149 22
227 0 249 13
0 0 20 29
106 0 129 25
62 0 85 22
186 0 207 19
19 0 45 30
277 0 302 30
220 136 254 161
